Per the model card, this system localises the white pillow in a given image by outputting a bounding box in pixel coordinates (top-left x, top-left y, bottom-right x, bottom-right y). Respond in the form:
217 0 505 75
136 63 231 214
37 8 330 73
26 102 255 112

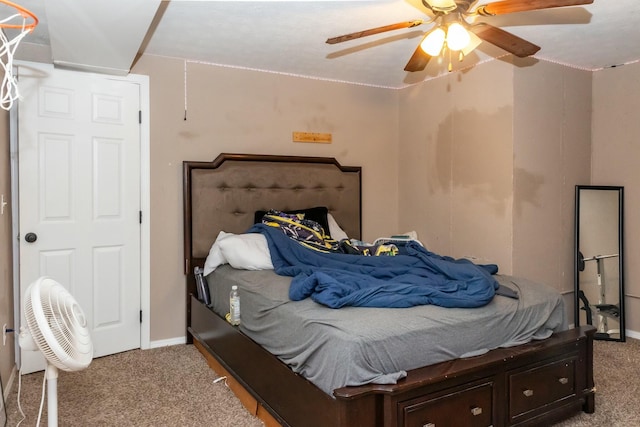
203 231 228 275
203 231 273 276
327 213 349 241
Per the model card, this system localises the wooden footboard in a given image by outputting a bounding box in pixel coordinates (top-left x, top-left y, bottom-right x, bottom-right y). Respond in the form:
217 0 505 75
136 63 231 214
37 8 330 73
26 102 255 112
189 296 595 427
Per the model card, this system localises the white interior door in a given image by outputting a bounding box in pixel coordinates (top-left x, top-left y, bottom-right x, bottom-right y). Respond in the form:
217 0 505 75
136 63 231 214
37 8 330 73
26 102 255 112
17 62 142 374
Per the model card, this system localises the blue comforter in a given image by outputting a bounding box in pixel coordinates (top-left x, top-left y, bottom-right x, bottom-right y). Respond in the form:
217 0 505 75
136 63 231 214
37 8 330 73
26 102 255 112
248 224 499 309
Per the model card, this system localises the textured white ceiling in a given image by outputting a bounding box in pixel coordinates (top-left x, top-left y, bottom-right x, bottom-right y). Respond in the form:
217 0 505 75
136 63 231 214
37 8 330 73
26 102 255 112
11 0 640 88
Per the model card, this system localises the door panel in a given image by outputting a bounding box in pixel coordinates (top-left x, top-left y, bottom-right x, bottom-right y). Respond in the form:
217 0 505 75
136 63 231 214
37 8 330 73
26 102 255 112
18 63 142 373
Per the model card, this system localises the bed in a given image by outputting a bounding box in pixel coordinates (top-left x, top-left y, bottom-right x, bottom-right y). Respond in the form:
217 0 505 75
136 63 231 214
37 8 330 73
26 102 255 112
183 153 595 427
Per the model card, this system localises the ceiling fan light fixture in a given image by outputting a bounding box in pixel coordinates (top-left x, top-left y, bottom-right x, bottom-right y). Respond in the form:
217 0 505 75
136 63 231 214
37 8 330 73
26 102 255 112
421 27 445 56
446 22 470 51
461 31 482 56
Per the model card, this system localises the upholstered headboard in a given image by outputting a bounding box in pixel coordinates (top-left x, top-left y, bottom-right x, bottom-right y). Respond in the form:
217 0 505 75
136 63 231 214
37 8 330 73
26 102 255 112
183 153 362 275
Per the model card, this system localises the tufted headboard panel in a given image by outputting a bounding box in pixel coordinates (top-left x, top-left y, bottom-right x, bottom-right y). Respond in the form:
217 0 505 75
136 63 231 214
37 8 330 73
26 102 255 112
183 153 362 274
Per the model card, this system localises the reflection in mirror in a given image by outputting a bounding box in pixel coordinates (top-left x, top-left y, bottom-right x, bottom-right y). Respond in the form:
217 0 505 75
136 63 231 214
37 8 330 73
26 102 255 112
575 186 625 341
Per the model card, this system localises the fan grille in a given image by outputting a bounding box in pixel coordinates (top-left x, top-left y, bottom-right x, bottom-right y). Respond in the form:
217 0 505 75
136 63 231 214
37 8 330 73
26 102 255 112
24 277 93 371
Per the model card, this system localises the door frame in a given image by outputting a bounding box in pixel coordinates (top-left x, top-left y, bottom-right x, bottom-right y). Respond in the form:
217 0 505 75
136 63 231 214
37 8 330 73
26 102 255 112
10 61 151 366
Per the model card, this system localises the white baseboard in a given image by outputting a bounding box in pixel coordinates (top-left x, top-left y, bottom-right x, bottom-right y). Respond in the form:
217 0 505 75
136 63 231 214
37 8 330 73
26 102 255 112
4 365 17 397
148 336 186 349
625 329 640 340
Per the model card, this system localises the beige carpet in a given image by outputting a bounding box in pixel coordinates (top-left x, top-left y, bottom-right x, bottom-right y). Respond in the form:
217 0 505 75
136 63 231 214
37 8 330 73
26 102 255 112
5 345 263 427
553 337 640 427
5 338 639 426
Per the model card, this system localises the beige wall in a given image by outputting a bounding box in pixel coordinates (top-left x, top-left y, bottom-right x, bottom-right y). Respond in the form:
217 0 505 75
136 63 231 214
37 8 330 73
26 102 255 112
512 60 592 314
398 58 592 321
592 61 640 334
0 108 14 389
131 55 400 341
147 55 596 342
2 54 635 359
398 59 514 269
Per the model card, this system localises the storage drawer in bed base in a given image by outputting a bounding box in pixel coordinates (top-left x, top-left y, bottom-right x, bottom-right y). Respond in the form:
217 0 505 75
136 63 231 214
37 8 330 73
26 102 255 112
189 296 595 427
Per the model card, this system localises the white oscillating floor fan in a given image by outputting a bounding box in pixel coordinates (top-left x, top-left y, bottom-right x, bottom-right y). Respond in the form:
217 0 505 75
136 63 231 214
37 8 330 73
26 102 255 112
18 277 94 427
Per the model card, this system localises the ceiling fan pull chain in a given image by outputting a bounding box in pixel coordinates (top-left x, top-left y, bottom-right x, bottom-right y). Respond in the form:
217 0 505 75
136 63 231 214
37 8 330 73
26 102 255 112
184 60 188 121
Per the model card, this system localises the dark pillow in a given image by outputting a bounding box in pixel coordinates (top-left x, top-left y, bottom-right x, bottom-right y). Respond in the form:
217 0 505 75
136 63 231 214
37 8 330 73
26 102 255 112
254 206 330 234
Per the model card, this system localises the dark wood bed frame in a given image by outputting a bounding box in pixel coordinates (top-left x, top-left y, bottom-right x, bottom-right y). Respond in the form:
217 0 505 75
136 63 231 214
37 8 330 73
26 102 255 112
184 153 595 427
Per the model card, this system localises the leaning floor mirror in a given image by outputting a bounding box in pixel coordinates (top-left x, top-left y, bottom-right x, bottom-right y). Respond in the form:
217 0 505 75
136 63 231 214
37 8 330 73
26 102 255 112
575 185 625 341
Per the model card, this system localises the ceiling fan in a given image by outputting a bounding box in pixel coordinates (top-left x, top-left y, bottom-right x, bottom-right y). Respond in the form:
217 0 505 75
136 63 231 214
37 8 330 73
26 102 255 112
326 0 594 72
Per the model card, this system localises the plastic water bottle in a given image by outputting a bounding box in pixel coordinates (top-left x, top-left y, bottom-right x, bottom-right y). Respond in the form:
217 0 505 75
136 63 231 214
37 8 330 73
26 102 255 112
229 285 240 325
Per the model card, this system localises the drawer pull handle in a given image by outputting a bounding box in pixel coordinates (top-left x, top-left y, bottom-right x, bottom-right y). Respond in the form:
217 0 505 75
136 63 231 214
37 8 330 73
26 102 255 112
523 389 534 397
471 406 483 416
558 377 569 385
423 423 435 427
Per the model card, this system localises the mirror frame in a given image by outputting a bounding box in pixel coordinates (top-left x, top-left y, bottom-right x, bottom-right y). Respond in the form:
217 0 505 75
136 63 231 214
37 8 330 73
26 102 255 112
574 185 625 341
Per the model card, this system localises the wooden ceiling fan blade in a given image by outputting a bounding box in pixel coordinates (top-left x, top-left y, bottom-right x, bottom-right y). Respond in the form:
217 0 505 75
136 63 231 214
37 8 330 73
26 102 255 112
326 20 423 44
404 44 432 72
476 0 593 16
471 23 540 57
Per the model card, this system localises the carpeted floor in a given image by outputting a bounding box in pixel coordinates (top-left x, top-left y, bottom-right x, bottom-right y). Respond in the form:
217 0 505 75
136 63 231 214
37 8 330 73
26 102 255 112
5 345 263 427
4 338 639 426
553 337 640 427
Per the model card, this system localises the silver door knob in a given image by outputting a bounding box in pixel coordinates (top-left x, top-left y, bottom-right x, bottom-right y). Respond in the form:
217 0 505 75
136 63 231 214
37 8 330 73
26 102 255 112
24 232 37 243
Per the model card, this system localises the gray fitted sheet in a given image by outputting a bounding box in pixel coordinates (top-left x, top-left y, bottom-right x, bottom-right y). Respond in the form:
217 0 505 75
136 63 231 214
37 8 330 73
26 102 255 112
206 266 567 396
